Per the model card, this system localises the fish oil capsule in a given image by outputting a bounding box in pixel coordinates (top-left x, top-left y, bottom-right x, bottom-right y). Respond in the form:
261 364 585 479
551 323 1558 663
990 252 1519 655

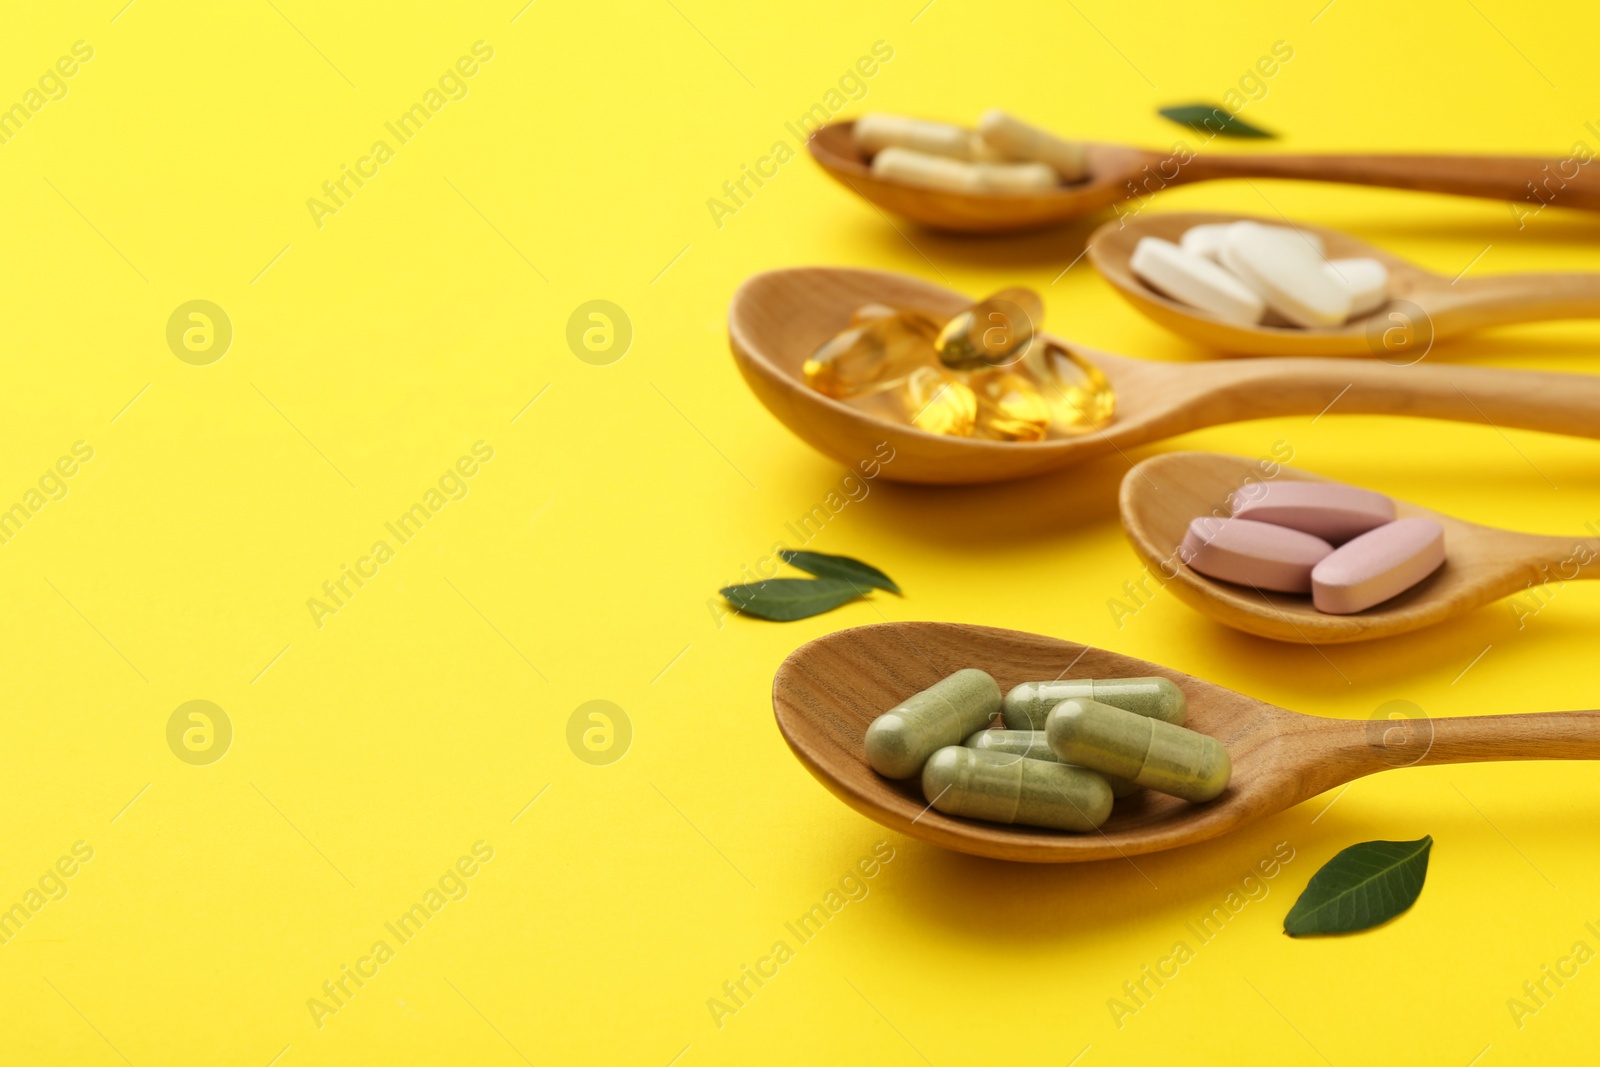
935 287 1044 370
1046 699 1230 803
900 365 977 436
1003 677 1186 730
1019 341 1115 435
865 669 1001 779
803 312 939 398
922 746 1112 831
964 730 1138 798
871 147 1059 195
971 370 1050 441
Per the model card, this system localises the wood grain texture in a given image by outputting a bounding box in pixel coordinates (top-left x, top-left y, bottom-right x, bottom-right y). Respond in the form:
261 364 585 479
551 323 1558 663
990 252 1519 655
772 622 1600 862
728 265 1600 484
1089 211 1600 356
809 121 1600 234
1119 451 1600 643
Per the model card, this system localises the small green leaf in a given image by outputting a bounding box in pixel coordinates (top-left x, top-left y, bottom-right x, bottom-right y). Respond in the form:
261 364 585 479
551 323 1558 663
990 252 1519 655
1158 104 1275 139
779 550 901 594
1284 836 1432 937
719 577 866 621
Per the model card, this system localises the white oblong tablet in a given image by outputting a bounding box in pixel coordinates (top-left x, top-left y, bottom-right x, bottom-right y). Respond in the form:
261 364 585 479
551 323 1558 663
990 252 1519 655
1180 517 1334 594
1229 480 1396 544
1130 237 1265 326
1178 223 1234 261
1325 257 1389 318
1311 518 1446 614
1220 224 1350 327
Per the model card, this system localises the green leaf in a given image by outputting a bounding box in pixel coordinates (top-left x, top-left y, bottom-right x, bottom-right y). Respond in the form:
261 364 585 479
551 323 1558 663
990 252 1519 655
719 577 867 621
1158 104 1275 139
1284 836 1432 937
779 550 901 594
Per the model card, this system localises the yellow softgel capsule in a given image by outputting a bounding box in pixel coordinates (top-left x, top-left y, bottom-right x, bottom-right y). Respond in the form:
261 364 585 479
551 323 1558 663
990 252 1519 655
865 669 1001 779
935 287 1045 370
922 746 1113 831
1022 340 1115 434
803 311 939 398
1045 698 1229 803
970 370 1051 442
900 366 977 436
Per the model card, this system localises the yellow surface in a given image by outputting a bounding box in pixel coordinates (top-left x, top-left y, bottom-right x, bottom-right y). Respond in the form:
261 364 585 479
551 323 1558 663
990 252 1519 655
3 0 1600 1063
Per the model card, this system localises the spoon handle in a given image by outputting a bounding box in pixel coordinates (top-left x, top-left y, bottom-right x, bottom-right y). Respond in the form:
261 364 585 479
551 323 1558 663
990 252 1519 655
1337 710 1600 772
1177 153 1600 212
1431 272 1600 331
1179 358 1600 441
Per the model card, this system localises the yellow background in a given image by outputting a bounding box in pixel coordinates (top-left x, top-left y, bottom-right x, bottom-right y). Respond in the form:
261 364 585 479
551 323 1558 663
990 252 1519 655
3 0 1599 1062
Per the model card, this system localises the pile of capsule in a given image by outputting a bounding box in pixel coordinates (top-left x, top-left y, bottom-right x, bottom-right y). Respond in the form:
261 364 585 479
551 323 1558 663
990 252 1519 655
864 669 1231 832
803 288 1115 442
855 110 1089 194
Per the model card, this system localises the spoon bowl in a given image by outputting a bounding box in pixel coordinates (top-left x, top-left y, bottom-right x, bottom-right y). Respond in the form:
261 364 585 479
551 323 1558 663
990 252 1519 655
1090 211 1600 356
1120 451 1600 643
809 121 1600 235
773 621 1600 862
729 266 1600 484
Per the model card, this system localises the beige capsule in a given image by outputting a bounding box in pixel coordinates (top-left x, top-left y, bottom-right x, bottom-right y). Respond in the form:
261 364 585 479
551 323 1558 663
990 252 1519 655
963 729 1138 798
977 109 1088 182
853 113 998 161
1003 676 1186 730
864 669 1000 779
923 746 1112 831
870 147 1059 195
1045 698 1229 803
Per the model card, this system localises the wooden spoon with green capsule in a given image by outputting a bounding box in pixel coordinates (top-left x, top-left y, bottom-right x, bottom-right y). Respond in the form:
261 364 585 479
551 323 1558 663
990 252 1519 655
774 621 1600 862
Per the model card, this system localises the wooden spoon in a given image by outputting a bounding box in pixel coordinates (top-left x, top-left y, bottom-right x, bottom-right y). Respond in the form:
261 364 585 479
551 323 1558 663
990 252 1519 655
1120 451 1600 644
774 620 1600 862
729 266 1600 485
809 121 1600 234
1089 211 1600 357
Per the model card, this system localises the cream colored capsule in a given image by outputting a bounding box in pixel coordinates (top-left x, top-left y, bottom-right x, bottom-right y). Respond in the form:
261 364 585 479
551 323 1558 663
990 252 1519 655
1046 699 1229 803
977 109 1087 182
853 113 995 161
922 747 1112 831
1002 677 1186 730
870 147 1059 195
964 728 1138 797
864 668 1001 779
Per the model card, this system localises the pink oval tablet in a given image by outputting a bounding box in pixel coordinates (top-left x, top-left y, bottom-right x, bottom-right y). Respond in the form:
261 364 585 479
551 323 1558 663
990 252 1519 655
1229 480 1396 544
1311 518 1445 614
1181 517 1334 594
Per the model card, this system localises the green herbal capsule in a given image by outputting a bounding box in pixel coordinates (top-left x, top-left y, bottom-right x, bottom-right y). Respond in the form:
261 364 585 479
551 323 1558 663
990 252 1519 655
865 669 1001 779
922 747 1112 831
964 729 1139 798
1002 677 1186 730
1045 698 1229 803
